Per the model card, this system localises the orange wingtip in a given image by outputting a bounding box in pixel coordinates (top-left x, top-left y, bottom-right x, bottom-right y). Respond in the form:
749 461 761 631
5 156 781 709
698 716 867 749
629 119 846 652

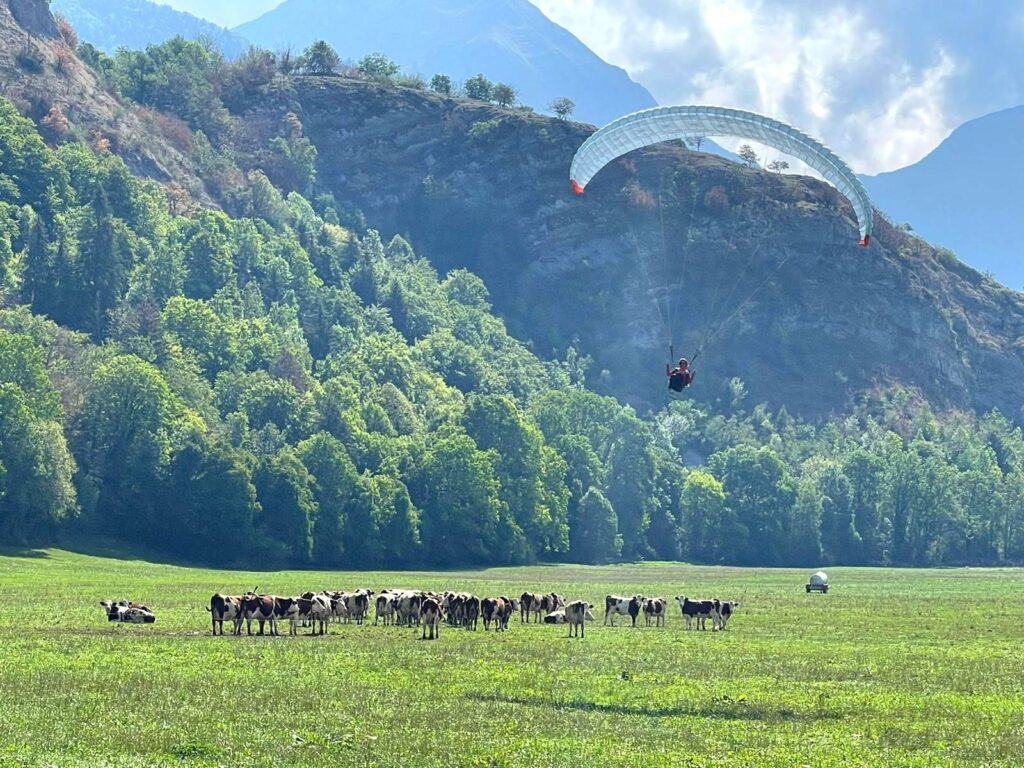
570 180 585 195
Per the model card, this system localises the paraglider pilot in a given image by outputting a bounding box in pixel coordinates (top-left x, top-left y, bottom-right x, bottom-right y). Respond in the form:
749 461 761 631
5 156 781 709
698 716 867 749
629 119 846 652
666 358 695 392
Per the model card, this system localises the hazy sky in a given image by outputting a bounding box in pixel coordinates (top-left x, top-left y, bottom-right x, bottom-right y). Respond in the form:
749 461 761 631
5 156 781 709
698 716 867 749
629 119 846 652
158 0 282 28
161 0 1023 174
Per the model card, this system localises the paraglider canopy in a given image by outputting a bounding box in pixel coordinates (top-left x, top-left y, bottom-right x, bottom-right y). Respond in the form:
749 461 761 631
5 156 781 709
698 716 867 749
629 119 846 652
570 105 874 246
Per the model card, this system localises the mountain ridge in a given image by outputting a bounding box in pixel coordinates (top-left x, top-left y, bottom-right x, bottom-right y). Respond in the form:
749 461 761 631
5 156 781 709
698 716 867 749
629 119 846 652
863 105 1024 290
51 0 250 57
235 0 657 125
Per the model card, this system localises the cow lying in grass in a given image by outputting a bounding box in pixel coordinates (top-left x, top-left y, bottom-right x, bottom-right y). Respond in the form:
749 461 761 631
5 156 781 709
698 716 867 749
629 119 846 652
542 605 595 625
100 600 155 624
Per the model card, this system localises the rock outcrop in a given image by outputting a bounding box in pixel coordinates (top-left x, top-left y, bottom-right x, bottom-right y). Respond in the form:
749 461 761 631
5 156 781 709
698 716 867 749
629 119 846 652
8 0 59 37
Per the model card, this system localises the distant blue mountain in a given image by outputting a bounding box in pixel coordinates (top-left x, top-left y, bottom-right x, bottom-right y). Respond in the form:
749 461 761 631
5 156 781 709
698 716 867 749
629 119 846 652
52 0 249 58
863 106 1024 290
235 0 656 125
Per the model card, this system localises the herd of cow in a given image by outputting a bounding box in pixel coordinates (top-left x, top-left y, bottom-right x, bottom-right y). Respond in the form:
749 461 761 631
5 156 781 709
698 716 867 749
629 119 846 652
101 590 740 639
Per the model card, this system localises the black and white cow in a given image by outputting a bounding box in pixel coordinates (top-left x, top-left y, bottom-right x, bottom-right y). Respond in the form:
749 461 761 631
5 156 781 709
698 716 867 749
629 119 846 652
101 600 155 624
714 600 739 630
643 597 667 627
282 594 334 636
565 601 593 638
394 591 422 626
207 594 242 635
375 591 398 626
461 595 481 630
604 595 645 627
421 597 441 640
675 596 717 630
343 589 374 625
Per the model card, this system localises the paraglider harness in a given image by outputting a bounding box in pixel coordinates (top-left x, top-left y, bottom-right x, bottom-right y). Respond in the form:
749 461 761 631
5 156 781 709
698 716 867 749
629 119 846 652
666 347 695 393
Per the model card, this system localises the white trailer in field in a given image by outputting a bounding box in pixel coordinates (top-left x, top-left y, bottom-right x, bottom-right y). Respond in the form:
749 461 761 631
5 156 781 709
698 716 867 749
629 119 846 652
806 571 829 593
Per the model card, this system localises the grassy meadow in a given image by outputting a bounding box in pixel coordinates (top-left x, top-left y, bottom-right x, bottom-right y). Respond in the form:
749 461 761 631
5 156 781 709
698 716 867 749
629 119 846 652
1 549 1023 767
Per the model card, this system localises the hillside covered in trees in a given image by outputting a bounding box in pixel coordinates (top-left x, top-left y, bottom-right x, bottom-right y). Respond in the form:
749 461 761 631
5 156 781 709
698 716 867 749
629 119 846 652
3 0 1024 569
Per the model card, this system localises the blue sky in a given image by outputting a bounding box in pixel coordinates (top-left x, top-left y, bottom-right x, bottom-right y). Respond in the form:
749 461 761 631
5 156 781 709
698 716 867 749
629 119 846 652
159 0 1024 174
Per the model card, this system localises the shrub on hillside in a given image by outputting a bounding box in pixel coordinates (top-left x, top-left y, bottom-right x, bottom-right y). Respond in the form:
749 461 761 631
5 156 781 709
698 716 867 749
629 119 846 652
467 119 500 142
16 46 44 74
54 14 78 48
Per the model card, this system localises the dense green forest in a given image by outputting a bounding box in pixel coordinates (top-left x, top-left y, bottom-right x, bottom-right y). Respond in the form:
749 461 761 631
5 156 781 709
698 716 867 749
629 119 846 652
2 36 1024 568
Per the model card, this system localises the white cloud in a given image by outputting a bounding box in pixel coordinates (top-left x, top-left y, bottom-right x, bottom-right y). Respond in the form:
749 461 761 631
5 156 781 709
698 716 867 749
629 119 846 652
532 0 1016 174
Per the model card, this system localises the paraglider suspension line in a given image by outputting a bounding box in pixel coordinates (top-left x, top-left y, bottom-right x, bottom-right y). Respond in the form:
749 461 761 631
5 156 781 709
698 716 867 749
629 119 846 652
691 245 796 360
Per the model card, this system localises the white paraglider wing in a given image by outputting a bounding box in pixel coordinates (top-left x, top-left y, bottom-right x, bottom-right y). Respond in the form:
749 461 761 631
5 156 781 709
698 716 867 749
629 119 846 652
570 106 874 245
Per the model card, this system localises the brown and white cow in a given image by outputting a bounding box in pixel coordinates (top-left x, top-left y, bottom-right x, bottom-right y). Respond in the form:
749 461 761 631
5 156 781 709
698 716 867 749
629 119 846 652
482 597 513 631
537 593 565 619
207 594 242 635
643 597 667 627
519 592 541 623
101 600 155 624
675 596 717 630
421 597 442 640
604 595 645 627
565 600 592 638
241 591 279 636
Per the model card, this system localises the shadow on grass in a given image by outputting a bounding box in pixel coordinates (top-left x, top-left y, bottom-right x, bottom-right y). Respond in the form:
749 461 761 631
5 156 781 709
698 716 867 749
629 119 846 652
465 692 844 722
0 547 50 559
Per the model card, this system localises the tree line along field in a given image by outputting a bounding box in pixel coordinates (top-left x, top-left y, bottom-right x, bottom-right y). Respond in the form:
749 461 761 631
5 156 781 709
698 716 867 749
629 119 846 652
2 550 1023 767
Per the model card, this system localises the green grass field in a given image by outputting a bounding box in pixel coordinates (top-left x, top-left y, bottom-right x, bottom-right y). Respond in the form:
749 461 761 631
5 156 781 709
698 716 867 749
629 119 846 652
2 550 1022 767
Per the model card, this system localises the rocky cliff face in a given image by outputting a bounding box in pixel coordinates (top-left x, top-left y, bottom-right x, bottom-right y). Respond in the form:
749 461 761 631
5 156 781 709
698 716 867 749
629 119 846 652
244 77 1024 419
0 0 212 204
8 0 58 37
